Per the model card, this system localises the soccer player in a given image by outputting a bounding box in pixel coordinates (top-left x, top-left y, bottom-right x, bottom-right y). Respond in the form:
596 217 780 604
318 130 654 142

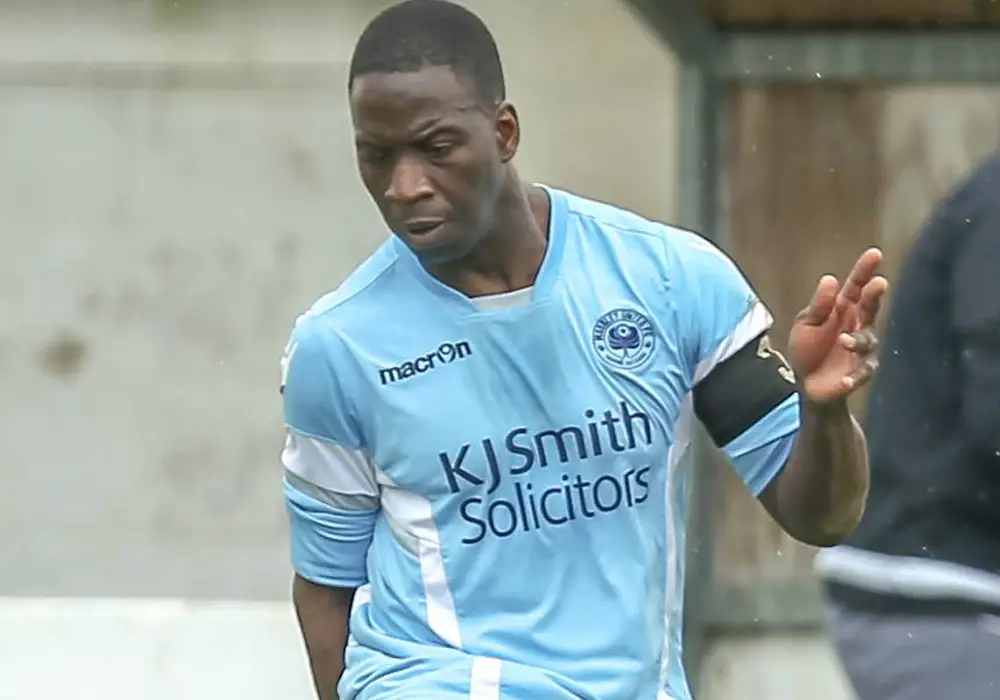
280 2 887 699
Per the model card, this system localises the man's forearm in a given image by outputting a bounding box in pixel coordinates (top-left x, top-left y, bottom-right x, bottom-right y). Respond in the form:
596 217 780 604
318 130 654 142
293 575 354 700
764 398 870 547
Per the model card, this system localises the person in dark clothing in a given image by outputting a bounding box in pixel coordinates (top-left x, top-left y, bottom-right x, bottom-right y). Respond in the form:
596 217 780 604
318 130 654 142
816 153 1000 700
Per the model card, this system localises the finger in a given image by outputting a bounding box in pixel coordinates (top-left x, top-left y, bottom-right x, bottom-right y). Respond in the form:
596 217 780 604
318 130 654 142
840 328 879 355
842 357 879 391
799 275 840 326
837 248 883 310
856 275 889 328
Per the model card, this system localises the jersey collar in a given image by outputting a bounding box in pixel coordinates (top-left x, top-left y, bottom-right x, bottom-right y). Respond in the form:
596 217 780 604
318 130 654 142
394 184 568 313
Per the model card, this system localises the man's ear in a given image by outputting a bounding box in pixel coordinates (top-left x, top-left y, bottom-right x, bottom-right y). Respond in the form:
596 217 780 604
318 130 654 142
495 101 519 163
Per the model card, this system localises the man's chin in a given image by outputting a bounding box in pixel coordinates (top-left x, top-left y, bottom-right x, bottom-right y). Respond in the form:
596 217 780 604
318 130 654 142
396 229 472 266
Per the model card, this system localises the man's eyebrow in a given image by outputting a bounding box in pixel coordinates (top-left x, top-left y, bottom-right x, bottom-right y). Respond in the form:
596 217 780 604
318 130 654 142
354 105 480 146
410 116 448 135
412 105 480 133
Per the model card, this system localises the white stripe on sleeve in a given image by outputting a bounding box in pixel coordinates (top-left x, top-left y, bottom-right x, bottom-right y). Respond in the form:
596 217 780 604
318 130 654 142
693 300 773 385
281 429 378 498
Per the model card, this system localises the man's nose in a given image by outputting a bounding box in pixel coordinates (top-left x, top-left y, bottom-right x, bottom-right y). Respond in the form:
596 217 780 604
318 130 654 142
385 155 434 205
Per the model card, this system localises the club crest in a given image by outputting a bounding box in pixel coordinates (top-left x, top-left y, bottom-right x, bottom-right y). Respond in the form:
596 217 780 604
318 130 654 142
592 308 656 370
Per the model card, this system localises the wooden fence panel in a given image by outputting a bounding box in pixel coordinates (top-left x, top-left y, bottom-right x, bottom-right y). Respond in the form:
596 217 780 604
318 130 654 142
712 85 880 586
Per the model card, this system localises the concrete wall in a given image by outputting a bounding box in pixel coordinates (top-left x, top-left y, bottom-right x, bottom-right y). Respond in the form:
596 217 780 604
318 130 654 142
0 0 679 600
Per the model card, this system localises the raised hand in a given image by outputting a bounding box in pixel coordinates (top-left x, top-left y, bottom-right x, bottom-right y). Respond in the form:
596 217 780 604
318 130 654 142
787 248 890 404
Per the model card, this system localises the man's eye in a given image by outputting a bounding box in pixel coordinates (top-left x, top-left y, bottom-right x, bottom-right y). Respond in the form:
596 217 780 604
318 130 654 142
426 141 456 158
360 147 391 165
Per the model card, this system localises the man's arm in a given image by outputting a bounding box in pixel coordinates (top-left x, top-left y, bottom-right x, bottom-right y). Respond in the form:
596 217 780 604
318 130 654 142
695 334 869 546
678 229 876 547
281 320 380 700
293 576 354 700
758 398 868 547
285 471 377 700
754 250 886 546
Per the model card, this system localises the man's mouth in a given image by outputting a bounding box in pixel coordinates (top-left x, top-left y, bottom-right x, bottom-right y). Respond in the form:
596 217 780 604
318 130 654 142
403 219 445 237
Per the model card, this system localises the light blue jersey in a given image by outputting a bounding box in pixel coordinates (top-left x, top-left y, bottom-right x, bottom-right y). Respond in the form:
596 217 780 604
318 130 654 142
281 187 800 700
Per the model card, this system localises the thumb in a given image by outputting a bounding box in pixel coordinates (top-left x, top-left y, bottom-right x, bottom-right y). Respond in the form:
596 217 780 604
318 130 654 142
799 275 839 326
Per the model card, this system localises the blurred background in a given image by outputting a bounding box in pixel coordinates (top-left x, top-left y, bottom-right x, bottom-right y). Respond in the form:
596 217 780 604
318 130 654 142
1 0 999 698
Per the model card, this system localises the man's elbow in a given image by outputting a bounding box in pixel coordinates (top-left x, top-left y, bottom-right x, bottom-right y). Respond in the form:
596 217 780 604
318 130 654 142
774 494 867 548
762 471 867 548
790 522 860 549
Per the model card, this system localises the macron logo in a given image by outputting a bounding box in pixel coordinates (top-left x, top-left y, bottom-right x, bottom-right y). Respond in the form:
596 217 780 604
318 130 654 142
378 341 473 386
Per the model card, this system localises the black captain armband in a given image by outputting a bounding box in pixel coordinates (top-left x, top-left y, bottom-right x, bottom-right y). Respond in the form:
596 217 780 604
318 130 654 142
693 332 798 447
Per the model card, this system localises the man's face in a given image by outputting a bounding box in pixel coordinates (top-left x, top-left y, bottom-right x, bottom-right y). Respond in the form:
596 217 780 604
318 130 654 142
350 66 517 265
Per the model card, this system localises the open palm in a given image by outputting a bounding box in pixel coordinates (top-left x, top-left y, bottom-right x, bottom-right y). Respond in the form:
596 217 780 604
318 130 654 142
787 248 889 404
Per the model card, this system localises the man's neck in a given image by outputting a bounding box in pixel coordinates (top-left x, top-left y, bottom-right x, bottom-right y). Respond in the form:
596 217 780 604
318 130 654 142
429 182 551 298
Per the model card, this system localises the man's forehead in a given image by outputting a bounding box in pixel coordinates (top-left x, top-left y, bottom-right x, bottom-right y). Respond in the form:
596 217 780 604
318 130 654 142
351 65 476 112
351 68 482 140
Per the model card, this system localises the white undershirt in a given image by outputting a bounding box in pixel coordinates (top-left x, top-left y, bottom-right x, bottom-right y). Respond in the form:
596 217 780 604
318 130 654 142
469 286 534 312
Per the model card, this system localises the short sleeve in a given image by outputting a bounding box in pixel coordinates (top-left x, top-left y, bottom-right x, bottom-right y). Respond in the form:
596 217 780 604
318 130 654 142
722 398 800 496
667 230 772 380
282 316 365 449
280 316 378 588
670 229 800 493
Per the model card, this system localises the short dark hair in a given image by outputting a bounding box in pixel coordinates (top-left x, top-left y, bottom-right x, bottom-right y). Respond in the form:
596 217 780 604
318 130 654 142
348 0 506 107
